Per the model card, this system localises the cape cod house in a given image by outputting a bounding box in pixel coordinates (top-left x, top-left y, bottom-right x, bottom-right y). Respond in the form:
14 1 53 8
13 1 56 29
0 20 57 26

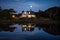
20 10 36 18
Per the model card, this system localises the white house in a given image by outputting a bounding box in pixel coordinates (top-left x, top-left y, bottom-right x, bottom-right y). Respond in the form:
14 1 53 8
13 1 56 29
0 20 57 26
20 10 36 18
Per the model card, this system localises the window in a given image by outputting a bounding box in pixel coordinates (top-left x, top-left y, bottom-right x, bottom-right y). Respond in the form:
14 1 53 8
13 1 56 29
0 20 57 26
31 15 36 17
28 15 31 18
12 15 15 18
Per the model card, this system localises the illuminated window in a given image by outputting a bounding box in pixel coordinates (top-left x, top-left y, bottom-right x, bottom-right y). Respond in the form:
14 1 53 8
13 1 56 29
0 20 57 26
24 28 27 30
28 15 31 18
28 28 31 30
28 24 31 27
31 26 34 28
23 25 27 27
24 12 27 14
22 15 26 17
29 12 30 14
31 15 36 17
12 15 15 18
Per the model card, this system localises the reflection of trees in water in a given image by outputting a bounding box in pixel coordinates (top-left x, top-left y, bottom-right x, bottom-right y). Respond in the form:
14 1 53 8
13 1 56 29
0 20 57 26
43 23 60 35
36 24 44 30
0 23 16 32
21 23 60 35
0 22 60 35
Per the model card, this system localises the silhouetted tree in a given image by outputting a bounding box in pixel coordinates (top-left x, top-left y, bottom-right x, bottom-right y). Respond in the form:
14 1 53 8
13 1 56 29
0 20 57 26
43 24 60 35
0 7 3 19
0 7 2 11
35 10 47 19
45 6 60 20
0 8 16 20
1 9 10 20
0 23 16 32
9 9 16 13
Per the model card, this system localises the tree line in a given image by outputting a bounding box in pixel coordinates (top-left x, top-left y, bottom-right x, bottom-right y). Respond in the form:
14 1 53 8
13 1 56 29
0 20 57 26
0 6 60 20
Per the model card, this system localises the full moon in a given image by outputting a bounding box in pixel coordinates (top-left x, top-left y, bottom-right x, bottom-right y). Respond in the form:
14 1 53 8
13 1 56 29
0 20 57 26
30 5 32 8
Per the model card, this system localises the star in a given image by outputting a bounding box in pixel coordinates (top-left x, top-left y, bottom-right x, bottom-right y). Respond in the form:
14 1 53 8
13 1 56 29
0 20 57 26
30 5 32 8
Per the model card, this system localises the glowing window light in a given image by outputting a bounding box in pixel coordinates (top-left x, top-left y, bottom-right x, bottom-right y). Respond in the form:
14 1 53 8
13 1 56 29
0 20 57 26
12 15 15 18
28 25 31 27
29 28 31 30
28 15 31 18
23 25 27 27
31 26 34 28
24 28 27 31
31 15 36 17
22 15 27 17
29 12 30 14
24 12 27 14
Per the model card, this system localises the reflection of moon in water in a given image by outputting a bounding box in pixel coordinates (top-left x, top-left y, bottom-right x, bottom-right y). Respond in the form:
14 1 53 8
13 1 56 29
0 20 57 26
30 5 32 8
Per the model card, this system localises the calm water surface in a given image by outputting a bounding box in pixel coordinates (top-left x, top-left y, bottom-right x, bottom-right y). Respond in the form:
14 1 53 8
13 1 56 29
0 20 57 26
0 22 60 40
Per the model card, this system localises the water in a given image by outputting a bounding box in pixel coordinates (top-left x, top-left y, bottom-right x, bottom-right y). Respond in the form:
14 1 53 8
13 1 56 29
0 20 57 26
0 22 60 40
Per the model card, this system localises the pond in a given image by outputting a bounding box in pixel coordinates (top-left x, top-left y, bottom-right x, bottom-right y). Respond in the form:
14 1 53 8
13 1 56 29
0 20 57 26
0 22 60 40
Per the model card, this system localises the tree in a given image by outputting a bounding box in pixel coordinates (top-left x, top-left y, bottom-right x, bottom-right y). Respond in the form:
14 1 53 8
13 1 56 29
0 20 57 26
1 9 10 19
0 7 2 19
0 7 1 12
0 8 16 20
9 9 16 14
45 6 60 20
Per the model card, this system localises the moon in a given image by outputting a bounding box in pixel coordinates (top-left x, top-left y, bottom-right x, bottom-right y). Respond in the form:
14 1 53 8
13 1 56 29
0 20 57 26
30 5 32 8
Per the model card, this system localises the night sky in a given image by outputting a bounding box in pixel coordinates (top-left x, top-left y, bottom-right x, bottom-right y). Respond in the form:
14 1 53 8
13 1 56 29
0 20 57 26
0 0 60 13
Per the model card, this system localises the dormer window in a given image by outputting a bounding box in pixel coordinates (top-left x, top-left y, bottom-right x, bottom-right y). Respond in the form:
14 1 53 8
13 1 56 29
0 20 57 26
29 12 30 14
24 12 27 14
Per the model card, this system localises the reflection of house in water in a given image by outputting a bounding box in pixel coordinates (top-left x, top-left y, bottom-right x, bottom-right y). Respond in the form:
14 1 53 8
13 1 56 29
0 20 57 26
20 10 36 18
21 23 35 32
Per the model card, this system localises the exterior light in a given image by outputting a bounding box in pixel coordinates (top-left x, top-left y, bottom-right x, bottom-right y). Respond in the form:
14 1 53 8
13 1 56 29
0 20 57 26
12 15 15 18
